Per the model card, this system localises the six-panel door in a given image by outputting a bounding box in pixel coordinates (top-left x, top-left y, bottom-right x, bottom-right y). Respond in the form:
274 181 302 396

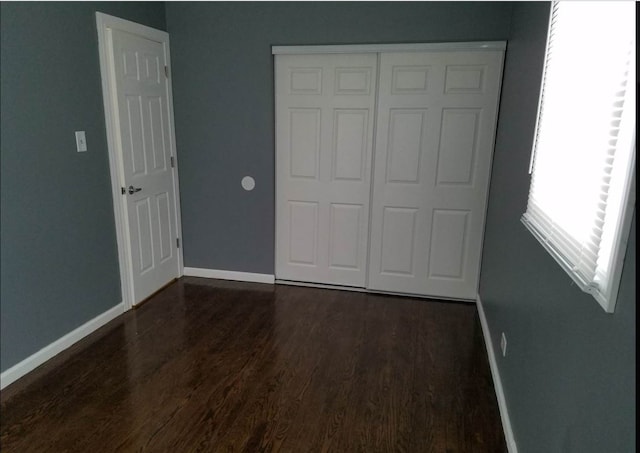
275 54 377 287
111 29 180 303
367 51 504 300
275 49 503 299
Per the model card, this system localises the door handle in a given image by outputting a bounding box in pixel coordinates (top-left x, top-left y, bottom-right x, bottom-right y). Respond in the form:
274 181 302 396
128 185 142 195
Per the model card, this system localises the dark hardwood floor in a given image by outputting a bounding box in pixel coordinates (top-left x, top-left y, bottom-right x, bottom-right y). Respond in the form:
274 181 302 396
0 277 506 452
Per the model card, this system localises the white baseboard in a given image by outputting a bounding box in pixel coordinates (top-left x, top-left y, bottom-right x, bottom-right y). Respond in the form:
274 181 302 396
183 267 275 284
1 303 125 390
476 295 518 453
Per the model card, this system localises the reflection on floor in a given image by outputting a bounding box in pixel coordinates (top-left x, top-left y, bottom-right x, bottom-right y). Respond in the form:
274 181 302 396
1 277 506 452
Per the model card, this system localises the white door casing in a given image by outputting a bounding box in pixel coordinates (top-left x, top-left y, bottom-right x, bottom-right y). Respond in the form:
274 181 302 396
367 51 504 300
275 53 377 287
97 13 183 307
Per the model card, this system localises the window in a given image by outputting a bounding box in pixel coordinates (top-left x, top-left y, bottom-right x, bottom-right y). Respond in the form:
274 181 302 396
522 1 636 313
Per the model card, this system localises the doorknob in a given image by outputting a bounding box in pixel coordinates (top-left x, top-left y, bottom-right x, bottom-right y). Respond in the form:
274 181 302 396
128 185 142 194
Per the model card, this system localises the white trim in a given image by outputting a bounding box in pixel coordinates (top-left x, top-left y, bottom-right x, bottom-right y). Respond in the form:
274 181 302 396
598 141 636 313
96 12 184 309
96 12 133 309
162 30 186 279
1 303 125 390
183 267 275 284
272 41 506 55
476 296 518 453
528 3 555 175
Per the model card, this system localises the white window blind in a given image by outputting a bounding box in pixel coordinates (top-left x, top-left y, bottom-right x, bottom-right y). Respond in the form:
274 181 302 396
522 1 636 313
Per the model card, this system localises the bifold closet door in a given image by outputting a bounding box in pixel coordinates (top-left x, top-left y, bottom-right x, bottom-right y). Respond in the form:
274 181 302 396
275 54 377 286
367 51 504 300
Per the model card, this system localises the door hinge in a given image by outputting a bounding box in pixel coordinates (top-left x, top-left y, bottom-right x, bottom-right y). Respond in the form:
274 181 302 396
164 65 169 78
176 238 180 248
170 156 175 168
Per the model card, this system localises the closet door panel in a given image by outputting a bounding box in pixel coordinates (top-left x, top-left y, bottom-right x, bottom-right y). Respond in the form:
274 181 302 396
368 51 504 300
276 54 377 287
289 108 321 179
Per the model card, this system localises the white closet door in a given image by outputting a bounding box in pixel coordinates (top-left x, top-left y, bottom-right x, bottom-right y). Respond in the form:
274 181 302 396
275 54 377 286
368 51 504 300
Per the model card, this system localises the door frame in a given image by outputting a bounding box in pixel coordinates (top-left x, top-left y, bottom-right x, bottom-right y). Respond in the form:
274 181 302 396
96 12 184 310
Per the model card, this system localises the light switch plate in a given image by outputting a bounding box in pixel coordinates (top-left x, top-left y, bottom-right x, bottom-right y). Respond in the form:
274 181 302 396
75 131 87 152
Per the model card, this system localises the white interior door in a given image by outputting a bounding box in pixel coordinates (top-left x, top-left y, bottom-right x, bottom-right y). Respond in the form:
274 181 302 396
367 50 504 300
107 26 181 304
275 53 377 287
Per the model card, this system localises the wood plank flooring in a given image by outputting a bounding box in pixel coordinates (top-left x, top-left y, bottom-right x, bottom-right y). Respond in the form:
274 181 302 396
0 277 506 452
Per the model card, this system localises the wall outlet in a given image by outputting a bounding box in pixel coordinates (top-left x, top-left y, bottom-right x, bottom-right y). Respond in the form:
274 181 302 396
500 332 507 357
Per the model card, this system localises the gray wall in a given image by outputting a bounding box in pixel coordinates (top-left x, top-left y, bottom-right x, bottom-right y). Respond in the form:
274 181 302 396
0 2 166 372
3 4 634 452
165 1 514 274
480 2 636 452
